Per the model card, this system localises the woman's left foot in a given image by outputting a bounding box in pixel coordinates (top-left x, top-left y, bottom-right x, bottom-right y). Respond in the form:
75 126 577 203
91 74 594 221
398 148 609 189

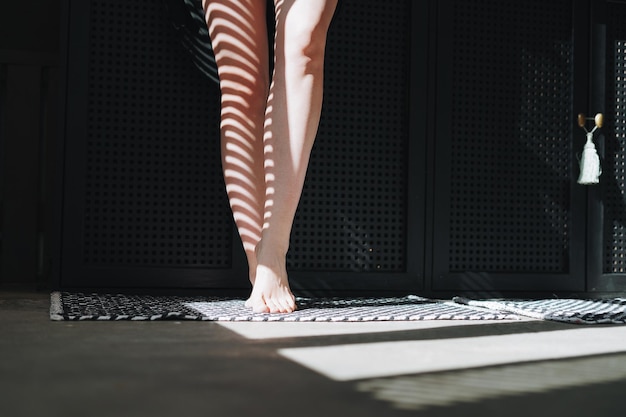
244 264 296 313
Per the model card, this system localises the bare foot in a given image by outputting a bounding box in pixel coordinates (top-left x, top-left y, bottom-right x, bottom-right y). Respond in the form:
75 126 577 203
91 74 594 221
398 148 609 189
245 264 296 313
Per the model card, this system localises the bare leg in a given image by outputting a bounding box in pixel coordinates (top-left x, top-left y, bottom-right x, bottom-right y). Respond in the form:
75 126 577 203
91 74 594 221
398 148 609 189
246 0 338 313
203 0 269 284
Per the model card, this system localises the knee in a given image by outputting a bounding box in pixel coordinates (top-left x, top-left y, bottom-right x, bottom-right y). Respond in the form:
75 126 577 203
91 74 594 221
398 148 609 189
283 23 329 74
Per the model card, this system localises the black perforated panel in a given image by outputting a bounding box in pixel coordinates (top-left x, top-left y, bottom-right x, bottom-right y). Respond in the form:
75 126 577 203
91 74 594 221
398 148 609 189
63 0 414 287
603 2 626 274
83 0 232 267
287 0 411 272
446 0 574 273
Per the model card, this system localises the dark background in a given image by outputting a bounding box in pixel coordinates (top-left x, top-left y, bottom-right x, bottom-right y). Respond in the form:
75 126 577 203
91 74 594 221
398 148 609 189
0 0 62 288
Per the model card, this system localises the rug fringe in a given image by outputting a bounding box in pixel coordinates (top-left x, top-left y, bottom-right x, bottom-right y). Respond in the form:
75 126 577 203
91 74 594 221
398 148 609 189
50 292 65 321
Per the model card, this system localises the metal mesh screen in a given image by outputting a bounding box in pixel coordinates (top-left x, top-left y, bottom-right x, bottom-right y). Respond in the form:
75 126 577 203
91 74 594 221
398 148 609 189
447 0 574 273
603 2 626 274
287 0 411 272
83 0 232 268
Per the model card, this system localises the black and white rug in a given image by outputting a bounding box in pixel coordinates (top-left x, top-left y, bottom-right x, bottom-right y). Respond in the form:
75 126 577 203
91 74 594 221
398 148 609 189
49 292 518 322
453 297 626 324
49 292 626 323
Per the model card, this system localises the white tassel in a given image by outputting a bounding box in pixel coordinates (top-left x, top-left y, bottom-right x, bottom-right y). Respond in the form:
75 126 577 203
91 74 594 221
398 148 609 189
577 132 601 185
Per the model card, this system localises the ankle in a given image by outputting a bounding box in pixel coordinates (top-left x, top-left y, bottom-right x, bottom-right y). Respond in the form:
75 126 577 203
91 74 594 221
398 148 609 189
254 241 288 268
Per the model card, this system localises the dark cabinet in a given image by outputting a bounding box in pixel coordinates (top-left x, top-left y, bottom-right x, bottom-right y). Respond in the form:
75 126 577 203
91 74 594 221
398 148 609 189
55 0 626 296
431 0 626 296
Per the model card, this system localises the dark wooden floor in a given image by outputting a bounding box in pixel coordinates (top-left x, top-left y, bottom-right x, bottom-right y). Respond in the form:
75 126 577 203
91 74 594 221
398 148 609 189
3 286 626 417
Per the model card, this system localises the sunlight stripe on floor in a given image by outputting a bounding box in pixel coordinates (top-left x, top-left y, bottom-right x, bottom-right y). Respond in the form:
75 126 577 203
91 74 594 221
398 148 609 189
216 319 524 340
356 353 626 411
278 326 626 381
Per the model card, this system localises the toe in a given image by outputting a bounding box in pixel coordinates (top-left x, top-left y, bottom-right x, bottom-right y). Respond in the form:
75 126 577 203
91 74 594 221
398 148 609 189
266 298 282 314
252 302 270 314
279 297 296 313
250 296 270 313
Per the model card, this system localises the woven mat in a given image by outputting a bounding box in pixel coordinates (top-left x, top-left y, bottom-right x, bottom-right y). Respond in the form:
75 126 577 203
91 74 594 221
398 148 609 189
49 292 518 322
453 297 626 324
50 292 626 323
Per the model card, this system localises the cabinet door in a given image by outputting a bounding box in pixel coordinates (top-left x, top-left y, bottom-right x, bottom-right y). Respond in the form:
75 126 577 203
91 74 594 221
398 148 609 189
59 0 243 290
431 0 589 294
587 0 626 292
287 0 427 295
